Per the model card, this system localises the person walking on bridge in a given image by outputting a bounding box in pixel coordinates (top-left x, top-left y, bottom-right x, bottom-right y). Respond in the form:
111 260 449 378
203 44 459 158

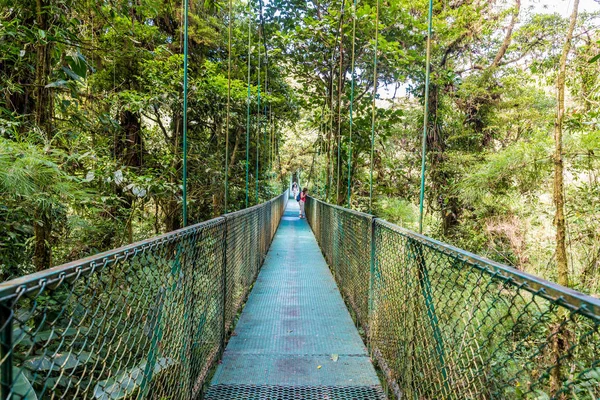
292 182 299 200
299 187 308 219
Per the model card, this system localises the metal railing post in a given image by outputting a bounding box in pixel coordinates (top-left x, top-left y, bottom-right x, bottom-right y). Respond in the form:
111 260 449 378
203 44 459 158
0 304 12 400
413 240 449 394
368 217 376 350
221 218 228 355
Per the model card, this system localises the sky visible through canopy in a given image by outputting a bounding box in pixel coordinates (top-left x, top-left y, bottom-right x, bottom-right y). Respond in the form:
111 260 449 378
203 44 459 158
531 0 599 16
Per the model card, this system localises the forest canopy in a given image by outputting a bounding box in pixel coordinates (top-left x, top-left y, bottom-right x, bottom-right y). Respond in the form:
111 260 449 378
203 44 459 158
1 0 599 297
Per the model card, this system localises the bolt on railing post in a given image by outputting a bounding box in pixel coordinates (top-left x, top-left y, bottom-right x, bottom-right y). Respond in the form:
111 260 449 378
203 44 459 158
0 304 12 400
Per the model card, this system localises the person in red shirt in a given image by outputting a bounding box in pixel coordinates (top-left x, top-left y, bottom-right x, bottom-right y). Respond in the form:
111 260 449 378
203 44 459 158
299 187 308 218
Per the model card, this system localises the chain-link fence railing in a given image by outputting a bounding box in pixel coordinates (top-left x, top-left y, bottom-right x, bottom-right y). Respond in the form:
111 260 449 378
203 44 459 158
0 191 288 400
305 198 373 328
306 196 600 400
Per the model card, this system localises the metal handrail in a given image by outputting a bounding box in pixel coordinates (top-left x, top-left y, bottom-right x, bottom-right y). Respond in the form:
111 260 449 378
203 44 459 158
305 195 600 400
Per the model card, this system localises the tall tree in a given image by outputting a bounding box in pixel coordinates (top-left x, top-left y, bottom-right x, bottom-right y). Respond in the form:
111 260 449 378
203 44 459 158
554 0 579 288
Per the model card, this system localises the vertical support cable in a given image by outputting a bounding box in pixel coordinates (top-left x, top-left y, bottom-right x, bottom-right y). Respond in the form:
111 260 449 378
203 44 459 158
336 0 345 205
277 135 284 191
270 105 274 174
346 0 357 208
415 2 448 390
418 0 433 234
263 56 269 196
259 0 269 188
182 0 189 226
369 0 379 213
224 0 232 214
327 16 338 202
245 4 252 209
256 24 261 205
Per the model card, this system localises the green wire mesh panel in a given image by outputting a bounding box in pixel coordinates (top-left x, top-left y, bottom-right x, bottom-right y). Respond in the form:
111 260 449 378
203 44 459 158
0 192 287 400
306 197 600 400
306 199 372 327
313 201 372 328
225 204 262 335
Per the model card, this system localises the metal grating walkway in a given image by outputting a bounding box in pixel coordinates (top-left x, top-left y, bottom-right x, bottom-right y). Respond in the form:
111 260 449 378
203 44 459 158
206 200 385 399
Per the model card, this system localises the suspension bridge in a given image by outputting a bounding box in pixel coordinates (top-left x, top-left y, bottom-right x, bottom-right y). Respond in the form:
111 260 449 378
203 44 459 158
0 0 598 396
0 190 598 399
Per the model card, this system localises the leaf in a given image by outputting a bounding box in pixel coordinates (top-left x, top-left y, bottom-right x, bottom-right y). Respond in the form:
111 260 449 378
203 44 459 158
66 52 90 78
331 354 338 362
45 80 68 88
114 170 123 185
589 53 600 63
12 368 38 399
317 365 321 369
35 327 87 342
23 356 58 372
62 66 83 82
533 390 550 400
23 352 94 372
13 326 32 347
132 186 147 198
93 358 175 400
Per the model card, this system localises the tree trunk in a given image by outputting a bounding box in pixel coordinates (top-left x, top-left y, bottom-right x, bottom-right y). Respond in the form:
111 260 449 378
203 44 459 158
165 109 182 231
32 0 55 269
114 110 143 244
164 199 181 232
426 83 459 234
335 5 345 206
489 0 520 69
229 127 243 174
34 0 53 139
551 3 579 396
118 110 144 168
33 206 52 270
553 0 579 289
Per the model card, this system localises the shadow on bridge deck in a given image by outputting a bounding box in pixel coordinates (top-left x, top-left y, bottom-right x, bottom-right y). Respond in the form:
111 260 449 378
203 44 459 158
206 200 386 399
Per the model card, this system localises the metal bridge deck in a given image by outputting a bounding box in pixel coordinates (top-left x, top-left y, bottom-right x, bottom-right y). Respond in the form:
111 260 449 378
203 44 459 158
206 200 385 399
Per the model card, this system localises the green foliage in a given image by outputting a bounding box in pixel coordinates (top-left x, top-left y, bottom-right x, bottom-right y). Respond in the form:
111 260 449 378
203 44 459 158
0 0 599 396
0 0 295 275
375 197 417 229
272 0 600 296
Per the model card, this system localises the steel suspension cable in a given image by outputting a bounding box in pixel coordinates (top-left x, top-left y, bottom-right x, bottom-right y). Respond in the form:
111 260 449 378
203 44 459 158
416 0 450 388
256 16 261 205
182 0 189 226
260 2 269 193
346 0 357 208
336 0 345 204
418 0 433 234
224 0 232 213
327 3 342 202
245 3 252 208
270 105 274 174
368 0 379 213
327 70 334 200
